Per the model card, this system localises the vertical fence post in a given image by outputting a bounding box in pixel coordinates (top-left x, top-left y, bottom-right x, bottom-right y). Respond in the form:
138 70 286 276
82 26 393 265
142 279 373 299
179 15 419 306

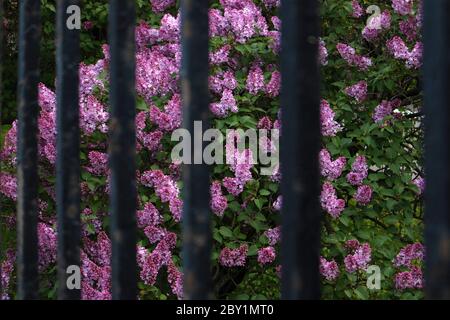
423 0 450 299
56 0 81 300
16 0 41 300
280 0 321 299
108 0 137 300
180 0 212 300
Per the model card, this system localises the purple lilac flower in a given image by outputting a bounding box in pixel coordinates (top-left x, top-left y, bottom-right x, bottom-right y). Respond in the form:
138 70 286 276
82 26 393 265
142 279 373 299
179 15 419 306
373 100 393 123
345 80 368 103
265 70 280 97
319 39 328 66
246 64 265 95
264 226 281 246
351 0 364 18
257 116 273 130
257 246 276 265
395 266 423 290
273 195 282 211
320 182 346 218
320 99 342 137
400 16 419 41
87 151 108 175
149 94 182 132
210 181 228 217
319 149 346 181
362 10 391 42
83 21 94 30
137 202 162 229
336 43 372 70
346 155 368 186
150 0 176 13
320 257 340 281
0 173 17 200
392 0 413 16
223 1 269 43
38 222 57 270
210 45 231 65
387 36 423 69
219 245 248 267
167 260 183 299
344 243 372 273
141 170 183 222
412 176 425 195
1 250 15 300
393 243 425 268
354 184 373 205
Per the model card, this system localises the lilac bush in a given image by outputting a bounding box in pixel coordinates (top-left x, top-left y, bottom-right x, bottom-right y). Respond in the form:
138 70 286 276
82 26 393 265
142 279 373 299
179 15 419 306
0 0 424 299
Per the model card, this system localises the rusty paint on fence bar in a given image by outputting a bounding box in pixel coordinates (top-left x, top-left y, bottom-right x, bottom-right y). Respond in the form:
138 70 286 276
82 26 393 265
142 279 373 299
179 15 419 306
16 0 41 300
108 0 137 300
180 0 213 300
423 0 450 300
280 0 321 299
56 0 81 300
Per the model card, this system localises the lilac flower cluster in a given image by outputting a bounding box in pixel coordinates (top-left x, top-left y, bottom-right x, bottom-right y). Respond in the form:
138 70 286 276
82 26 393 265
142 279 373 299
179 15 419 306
393 243 424 268
354 185 373 205
362 10 391 42
319 148 346 181
336 43 372 71
386 36 423 69
141 170 183 222
344 241 372 273
246 64 265 95
210 181 228 217
412 176 425 195
38 222 57 271
344 80 367 103
273 195 282 211
320 99 342 137
392 0 414 16
0 173 17 200
149 94 182 132
399 16 419 42
320 257 340 281
223 131 254 196
346 155 368 186
319 39 329 66
0 250 15 299
351 0 364 18
219 244 248 267
320 182 346 219
222 0 269 43
257 246 276 265
137 202 162 229
395 266 423 290
137 231 178 296
264 226 281 246
150 0 175 13
87 151 108 175
373 98 401 123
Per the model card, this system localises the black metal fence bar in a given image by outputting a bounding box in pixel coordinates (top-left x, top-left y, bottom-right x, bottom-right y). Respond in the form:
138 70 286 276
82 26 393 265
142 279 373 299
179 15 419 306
280 0 321 299
56 0 81 300
423 0 450 300
108 0 137 300
180 0 213 300
16 0 41 300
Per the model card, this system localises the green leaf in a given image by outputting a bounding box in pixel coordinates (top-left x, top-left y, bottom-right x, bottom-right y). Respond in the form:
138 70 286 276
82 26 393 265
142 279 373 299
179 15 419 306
219 226 233 238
